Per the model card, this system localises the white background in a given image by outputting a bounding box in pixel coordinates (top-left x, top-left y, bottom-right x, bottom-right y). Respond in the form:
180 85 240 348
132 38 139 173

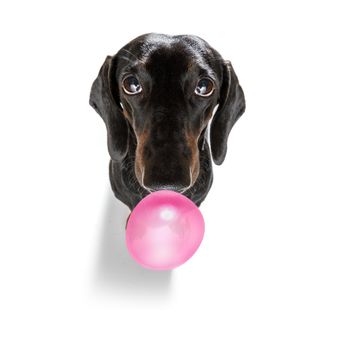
0 1 349 349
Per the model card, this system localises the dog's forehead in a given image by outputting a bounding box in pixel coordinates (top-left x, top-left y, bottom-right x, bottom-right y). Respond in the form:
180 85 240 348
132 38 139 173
126 34 216 74
144 45 193 74
142 34 208 53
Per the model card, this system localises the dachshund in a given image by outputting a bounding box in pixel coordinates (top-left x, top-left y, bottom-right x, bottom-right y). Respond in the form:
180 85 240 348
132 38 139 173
89 33 245 210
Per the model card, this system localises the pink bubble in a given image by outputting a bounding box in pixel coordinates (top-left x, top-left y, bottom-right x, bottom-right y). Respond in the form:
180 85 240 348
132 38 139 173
126 190 205 270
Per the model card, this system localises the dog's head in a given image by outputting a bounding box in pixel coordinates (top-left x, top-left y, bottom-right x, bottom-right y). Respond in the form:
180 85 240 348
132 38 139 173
90 33 245 193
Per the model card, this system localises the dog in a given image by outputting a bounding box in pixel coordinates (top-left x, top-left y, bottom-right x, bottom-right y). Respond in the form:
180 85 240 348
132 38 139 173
89 33 245 210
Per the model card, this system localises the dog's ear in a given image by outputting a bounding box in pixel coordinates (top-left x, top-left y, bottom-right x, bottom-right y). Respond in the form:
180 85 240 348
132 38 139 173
89 55 129 161
210 60 245 165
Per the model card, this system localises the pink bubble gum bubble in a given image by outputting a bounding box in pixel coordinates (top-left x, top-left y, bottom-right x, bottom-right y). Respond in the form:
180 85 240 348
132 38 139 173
125 190 205 270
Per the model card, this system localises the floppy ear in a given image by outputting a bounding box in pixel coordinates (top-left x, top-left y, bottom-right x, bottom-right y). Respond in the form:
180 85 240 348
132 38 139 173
210 60 245 165
89 55 129 161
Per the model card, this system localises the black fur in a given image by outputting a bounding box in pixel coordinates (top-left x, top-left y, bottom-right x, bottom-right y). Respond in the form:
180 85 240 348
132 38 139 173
89 33 245 210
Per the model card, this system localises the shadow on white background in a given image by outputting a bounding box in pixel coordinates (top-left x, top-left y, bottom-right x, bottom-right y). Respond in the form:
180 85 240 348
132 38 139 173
94 189 172 296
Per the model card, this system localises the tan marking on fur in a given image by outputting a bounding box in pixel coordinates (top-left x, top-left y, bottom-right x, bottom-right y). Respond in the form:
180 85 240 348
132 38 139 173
185 131 200 186
186 108 215 185
122 109 132 123
134 129 150 185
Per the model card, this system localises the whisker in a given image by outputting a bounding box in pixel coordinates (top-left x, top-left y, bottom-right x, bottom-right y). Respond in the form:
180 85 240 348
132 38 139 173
120 48 147 65
118 55 135 65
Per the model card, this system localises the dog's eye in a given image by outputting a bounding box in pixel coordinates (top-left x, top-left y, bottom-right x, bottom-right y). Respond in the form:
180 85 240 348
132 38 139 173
195 78 214 97
122 75 142 95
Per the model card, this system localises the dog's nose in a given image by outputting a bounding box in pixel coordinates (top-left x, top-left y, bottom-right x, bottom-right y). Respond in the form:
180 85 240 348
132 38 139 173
147 184 188 193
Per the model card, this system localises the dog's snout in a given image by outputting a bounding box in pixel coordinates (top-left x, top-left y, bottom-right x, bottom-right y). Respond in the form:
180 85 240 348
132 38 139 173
138 131 195 194
141 161 193 194
142 167 192 193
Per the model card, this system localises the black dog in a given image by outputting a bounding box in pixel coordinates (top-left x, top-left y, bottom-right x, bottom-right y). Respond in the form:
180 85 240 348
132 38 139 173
89 33 245 210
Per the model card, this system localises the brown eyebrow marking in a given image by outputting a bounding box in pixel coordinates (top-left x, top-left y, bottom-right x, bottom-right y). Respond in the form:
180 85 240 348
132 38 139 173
187 60 196 70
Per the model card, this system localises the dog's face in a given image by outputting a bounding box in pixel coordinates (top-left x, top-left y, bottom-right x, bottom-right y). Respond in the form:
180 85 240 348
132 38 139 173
117 35 222 192
90 33 245 193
